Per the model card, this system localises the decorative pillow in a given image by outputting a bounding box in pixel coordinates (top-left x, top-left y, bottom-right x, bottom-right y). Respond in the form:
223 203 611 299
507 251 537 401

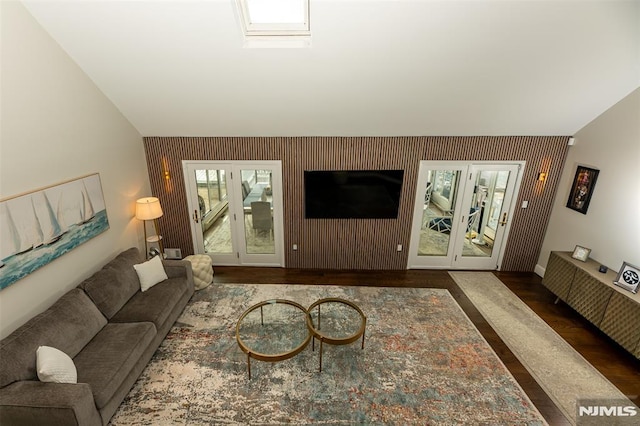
36 346 77 383
133 255 168 292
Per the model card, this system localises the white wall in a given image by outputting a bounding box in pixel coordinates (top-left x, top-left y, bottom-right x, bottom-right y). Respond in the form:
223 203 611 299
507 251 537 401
0 1 150 338
537 88 640 275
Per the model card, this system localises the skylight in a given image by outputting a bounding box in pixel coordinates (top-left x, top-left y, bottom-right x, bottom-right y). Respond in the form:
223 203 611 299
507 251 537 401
237 0 310 37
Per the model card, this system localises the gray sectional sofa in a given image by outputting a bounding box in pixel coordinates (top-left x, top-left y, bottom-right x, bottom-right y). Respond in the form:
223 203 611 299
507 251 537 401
0 248 195 425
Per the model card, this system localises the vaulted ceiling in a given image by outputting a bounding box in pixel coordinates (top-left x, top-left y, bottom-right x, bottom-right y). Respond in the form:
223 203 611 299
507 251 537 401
22 0 640 137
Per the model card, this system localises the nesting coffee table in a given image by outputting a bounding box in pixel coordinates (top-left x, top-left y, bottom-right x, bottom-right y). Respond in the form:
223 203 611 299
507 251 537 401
235 297 366 378
235 299 311 379
307 298 367 372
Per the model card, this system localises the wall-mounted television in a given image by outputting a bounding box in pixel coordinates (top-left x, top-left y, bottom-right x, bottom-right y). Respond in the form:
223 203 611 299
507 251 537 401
304 170 404 219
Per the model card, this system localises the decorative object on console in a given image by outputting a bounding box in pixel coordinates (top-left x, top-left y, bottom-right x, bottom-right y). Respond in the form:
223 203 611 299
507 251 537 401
614 262 640 294
599 265 608 273
135 197 164 257
566 165 599 214
0 173 109 290
571 245 591 262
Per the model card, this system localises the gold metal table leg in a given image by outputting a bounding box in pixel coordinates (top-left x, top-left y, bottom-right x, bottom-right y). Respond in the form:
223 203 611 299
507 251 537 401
247 352 252 379
361 317 367 349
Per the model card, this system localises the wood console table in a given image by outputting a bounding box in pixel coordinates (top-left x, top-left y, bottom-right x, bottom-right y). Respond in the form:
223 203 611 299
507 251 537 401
543 251 640 359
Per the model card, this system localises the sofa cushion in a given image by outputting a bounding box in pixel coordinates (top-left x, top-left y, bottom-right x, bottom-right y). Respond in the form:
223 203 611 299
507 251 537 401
36 346 77 384
74 322 156 409
80 248 143 319
133 255 168 292
0 288 107 388
109 277 191 329
0 381 102 426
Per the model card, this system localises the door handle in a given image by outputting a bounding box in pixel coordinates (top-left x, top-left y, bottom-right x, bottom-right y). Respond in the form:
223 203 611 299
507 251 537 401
499 212 508 226
193 210 199 223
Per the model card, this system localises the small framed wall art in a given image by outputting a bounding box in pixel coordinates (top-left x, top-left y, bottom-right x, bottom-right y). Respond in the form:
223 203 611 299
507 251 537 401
571 245 591 262
566 165 599 214
614 262 640 294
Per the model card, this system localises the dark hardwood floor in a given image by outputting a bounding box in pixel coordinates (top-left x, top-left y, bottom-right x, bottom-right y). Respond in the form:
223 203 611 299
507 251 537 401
212 266 640 425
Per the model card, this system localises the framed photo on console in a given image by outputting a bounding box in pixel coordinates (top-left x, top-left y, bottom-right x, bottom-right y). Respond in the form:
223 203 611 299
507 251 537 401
571 245 591 262
614 262 640 294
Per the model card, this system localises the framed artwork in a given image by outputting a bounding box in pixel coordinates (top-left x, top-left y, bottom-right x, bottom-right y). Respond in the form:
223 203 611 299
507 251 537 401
566 165 599 214
0 174 109 290
571 245 591 262
614 262 640 294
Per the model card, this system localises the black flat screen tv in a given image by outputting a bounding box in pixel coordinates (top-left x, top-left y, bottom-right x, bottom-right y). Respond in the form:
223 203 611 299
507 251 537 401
304 170 404 219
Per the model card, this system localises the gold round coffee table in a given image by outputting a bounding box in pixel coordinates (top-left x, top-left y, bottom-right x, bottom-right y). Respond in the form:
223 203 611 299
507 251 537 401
306 298 367 372
235 299 311 379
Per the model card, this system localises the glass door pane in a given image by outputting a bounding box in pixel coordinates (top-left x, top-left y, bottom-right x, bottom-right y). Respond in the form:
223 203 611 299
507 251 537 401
453 164 520 270
196 169 232 255
460 170 511 259
184 162 239 265
240 169 275 255
418 169 462 257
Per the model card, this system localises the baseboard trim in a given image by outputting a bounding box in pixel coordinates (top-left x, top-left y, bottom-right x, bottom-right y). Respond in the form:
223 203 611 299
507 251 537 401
534 264 546 278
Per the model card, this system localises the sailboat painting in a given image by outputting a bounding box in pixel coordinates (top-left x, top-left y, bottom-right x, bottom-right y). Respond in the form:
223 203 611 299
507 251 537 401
0 174 109 290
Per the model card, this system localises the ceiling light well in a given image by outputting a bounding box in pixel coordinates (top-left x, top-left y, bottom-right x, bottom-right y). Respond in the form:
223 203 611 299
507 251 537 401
236 0 311 37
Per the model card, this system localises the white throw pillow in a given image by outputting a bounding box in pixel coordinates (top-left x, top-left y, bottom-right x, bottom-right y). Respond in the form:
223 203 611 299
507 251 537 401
36 346 77 384
133 255 168 291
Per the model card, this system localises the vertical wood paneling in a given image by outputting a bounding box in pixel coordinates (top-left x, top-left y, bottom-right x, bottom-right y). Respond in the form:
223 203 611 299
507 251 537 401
143 136 568 271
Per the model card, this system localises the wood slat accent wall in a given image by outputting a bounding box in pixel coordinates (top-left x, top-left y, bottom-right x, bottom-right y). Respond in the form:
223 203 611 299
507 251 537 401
144 136 568 271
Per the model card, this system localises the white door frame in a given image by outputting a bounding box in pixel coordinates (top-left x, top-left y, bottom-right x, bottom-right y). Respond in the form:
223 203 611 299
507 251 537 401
407 161 525 270
183 160 285 267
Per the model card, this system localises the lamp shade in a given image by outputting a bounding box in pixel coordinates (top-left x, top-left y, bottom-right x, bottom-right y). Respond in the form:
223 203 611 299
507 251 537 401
135 197 163 220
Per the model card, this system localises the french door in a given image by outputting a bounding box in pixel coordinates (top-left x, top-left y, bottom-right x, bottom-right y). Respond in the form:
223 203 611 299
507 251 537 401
183 161 284 266
407 161 523 270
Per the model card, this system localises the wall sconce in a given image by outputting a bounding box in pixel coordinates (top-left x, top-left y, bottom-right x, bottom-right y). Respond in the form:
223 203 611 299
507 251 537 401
538 172 548 182
161 158 173 193
135 197 164 257
162 158 171 181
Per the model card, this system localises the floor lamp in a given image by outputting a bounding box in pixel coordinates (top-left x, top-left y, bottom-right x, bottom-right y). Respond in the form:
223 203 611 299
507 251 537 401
135 197 164 258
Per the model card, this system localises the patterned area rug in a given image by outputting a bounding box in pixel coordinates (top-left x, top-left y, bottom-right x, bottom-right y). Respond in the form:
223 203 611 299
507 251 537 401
450 272 633 425
110 284 546 425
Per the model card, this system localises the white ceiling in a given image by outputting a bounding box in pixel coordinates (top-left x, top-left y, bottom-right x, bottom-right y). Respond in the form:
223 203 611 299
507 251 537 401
22 0 640 137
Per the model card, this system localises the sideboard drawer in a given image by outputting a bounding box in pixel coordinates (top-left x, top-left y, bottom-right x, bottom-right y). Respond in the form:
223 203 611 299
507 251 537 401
600 292 640 353
542 252 575 301
567 269 613 326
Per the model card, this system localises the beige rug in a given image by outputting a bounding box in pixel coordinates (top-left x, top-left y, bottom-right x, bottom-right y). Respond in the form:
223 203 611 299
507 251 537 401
450 271 631 425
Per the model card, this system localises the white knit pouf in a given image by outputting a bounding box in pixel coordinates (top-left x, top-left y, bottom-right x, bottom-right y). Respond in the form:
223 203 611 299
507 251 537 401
184 254 213 290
